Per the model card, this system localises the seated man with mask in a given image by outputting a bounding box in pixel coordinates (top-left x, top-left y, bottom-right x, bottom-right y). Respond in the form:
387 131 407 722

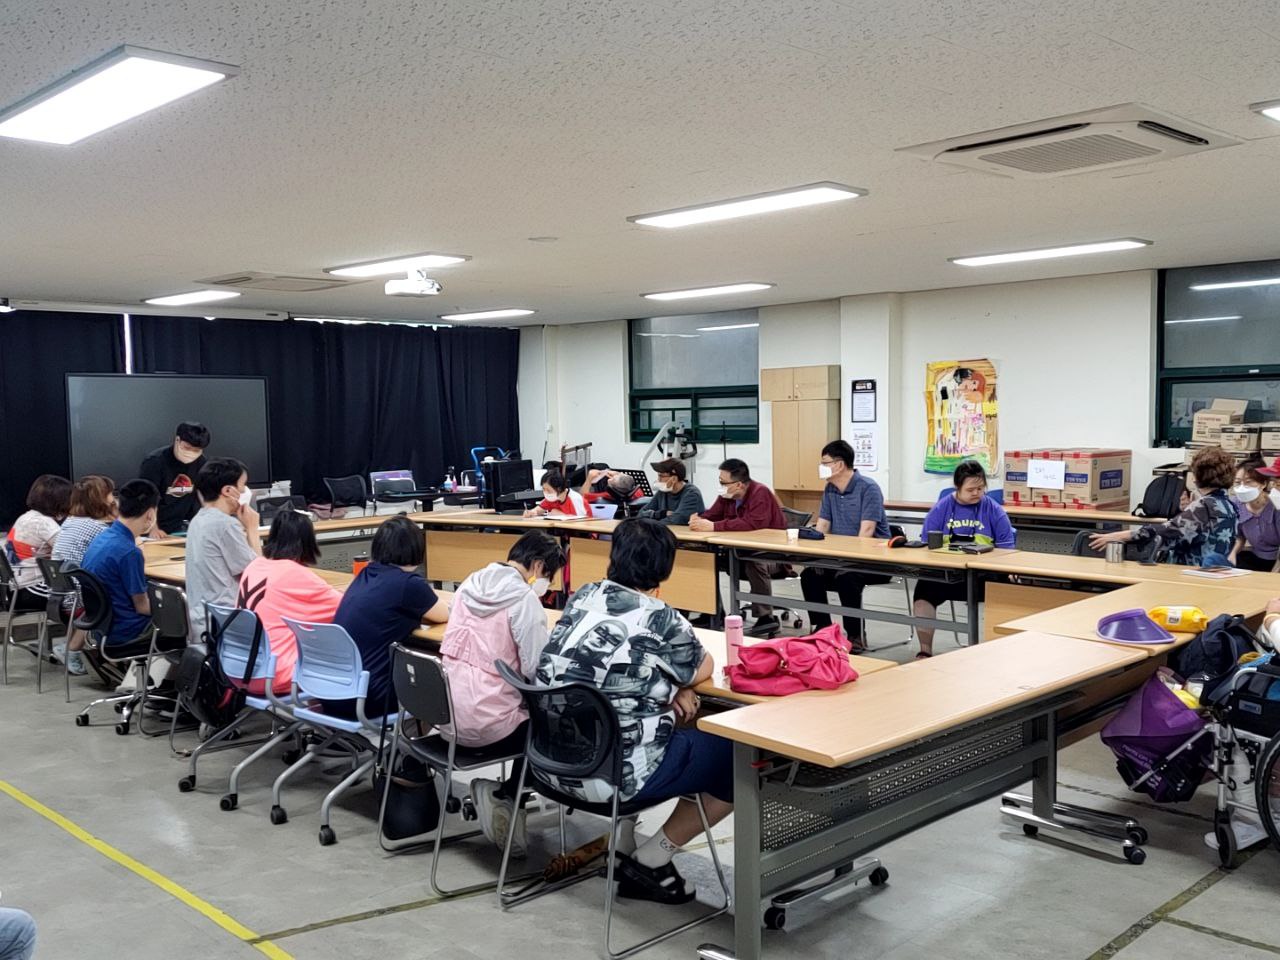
637 458 705 526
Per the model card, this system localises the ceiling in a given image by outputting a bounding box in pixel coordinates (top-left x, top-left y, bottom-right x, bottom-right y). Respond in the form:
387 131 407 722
3 0 1280 326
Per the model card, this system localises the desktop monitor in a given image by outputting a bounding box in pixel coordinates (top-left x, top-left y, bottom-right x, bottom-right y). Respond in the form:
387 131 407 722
481 459 535 510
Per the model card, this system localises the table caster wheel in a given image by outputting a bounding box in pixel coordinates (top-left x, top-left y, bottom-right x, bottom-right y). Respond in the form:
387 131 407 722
763 907 786 930
178 776 195 793
869 866 889 886
1123 846 1146 865
1214 814 1236 869
462 799 477 821
1023 824 1039 837
1127 827 1149 846
270 805 288 825
319 825 336 846
115 722 130 735
114 702 124 714
445 796 461 814
74 714 89 726
282 750 300 765
220 794 238 811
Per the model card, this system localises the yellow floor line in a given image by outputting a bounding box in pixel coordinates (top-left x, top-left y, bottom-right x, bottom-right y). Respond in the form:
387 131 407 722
0 779 293 959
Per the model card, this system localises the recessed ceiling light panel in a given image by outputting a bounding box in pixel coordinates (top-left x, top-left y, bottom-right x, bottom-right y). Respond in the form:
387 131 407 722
642 283 774 302
1189 277 1280 291
1249 99 1280 123
326 253 470 278
949 238 1152 266
144 290 241 306
629 182 866 228
438 308 535 321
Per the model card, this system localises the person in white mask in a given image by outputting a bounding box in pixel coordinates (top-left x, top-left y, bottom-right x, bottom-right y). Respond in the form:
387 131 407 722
638 457 705 526
441 531 567 858
183 458 263 641
138 421 211 536
1229 459 1280 572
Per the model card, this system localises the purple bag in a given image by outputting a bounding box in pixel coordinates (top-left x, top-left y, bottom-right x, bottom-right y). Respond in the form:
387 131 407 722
1101 670 1210 803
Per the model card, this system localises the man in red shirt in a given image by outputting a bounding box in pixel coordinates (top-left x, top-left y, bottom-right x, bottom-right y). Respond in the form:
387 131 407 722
689 458 787 635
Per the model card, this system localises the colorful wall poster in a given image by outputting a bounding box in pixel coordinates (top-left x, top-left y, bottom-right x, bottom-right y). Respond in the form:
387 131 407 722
924 359 999 475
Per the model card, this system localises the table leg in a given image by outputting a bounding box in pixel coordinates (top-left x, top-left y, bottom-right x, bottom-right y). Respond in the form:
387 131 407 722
965 568 979 646
1031 712 1057 820
727 549 741 622
700 741 762 960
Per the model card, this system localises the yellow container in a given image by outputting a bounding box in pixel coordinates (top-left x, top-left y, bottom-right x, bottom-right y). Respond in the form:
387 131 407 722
1147 605 1209 633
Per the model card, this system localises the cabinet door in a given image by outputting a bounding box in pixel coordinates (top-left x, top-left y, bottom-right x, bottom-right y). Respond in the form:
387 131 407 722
771 401 800 490
795 400 836 490
760 367 794 401
793 364 840 400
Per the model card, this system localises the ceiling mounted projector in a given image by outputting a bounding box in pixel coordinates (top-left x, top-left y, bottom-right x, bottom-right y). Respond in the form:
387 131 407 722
385 268 442 297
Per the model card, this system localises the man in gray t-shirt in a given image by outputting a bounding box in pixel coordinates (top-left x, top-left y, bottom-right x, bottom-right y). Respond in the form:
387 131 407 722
184 459 262 640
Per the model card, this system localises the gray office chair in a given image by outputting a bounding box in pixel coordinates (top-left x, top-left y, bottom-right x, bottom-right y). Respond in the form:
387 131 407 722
0 552 54 686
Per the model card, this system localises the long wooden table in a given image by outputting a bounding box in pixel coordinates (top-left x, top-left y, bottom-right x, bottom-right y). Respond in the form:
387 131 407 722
885 499 1162 526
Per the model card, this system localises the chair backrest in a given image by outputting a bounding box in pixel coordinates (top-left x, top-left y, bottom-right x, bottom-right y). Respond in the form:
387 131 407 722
937 487 953 501
494 660 621 783
323 475 368 508
207 602 273 684
283 618 367 701
147 582 190 642
1070 530 1100 557
61 566 112 633
988 488 1004 505
1071 527 1160 563
389 643 452 727
781 506 812 530
373 476 416 496
256 495 306 523
0 549 18 591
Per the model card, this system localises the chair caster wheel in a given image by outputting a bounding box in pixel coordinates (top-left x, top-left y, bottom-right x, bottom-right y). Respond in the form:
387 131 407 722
869 866 889 886
1123 845 1146 865
1022 824 1039 837
115 722 130 735
462 799 477 821
270 805 288 825
445 796 461 815
763 907 786 930
178 776 196 793
74 714 89 726
1213 812 1236 868
1128 827 1149 846
220 794 238 811
282 749 300 765
114 702 124 713
318 825 336 846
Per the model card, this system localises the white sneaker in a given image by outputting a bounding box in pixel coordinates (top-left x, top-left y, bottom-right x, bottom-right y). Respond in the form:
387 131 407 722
471 778 524 858
65 651 86 676
52 642 68 664
1203 816 1268 851
115 665 140 693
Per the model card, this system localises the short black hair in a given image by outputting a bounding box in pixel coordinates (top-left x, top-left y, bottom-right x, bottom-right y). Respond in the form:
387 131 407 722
607 518 676 592
25 474 73 518
176 421 211 449
652 458 686 482
117 479 160 519
821 440 855 470
371 514 424 567
196 458 248 503
508 530 566 577
719 458 750 484
263 510 320 565
953 460 988 488
542 469 569 493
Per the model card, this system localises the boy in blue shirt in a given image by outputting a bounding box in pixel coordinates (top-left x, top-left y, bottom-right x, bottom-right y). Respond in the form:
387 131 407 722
915 461 1016 657
81 479 160 650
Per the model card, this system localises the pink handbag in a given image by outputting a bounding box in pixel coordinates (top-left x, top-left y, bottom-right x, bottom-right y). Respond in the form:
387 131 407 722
725 625 859 696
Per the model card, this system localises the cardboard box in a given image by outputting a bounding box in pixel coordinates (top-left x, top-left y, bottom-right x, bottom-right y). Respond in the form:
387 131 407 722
1002 448 1051 505
1043 447 1132 506
1218 424 1261 453
1030 487 1063 503
1026 493 1064 509
1192 399 1249 443
1258 423 1280 449
1060 498 1132 513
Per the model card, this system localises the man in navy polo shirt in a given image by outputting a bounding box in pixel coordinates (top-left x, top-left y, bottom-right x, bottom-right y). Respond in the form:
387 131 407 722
800 440 890 650
81 478 160 649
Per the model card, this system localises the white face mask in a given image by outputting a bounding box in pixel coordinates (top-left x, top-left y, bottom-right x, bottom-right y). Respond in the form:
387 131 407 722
175 448 201 465
237 487 253 508
656 481 673 493
529 577 551 597
1234 485 1262 504
717 485 731 499
818 463 834 480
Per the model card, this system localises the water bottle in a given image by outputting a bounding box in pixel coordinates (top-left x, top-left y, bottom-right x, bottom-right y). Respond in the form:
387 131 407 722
725 615 745 667
443 467 456 492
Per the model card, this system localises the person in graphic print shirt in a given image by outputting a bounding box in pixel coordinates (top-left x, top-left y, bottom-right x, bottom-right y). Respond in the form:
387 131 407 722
138 421 211 536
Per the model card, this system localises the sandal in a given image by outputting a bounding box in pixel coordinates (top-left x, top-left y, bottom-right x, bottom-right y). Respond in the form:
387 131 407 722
914 652 932 660
615 854 696 904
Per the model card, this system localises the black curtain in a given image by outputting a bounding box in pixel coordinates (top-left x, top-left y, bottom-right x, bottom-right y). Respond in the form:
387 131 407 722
0 311 125 525
130 317 521 503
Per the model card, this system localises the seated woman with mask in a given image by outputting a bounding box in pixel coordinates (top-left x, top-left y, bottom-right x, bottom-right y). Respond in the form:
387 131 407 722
523 468 587 518
1229 458 1280 572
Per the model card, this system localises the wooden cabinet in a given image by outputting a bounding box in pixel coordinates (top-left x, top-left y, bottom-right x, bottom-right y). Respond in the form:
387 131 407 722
760 367 794 401
771 400 801 489
760 364 840 402
764 364 843 509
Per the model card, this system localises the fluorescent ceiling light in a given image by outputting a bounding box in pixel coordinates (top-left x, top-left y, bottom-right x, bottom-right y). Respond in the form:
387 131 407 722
438 308 535 321
1250 99 1280 123
144 290 241 306
637 332 701 339
1164 315 1243 324
950 238 1152 267
696 322 760 332
0 46 237 145
629 182 866 229
326 253 470 278
643 283 774 302
1189 277 1280 291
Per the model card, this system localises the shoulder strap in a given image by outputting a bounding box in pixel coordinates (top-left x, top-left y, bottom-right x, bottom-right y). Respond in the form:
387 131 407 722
207 607 266 686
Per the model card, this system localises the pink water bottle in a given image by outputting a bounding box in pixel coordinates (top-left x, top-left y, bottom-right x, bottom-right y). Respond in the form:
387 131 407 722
725 615 745 667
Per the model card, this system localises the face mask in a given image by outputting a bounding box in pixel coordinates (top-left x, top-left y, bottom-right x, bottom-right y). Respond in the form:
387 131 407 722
529 577 551 597
175 448 201 465
237 488 253 508
656 481 673 493
718 485 732 499
1234 485 1262 504
818 463 834 480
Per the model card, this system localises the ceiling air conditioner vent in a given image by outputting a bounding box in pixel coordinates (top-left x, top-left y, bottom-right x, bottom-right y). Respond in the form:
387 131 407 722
197 271 359 292
898 103 1237 178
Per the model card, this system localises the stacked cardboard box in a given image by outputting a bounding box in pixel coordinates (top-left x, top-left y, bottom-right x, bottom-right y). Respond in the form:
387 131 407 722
1218 424 1261 454
1192 399 1248 443
1002 447 1132 511
1002 448 1046 506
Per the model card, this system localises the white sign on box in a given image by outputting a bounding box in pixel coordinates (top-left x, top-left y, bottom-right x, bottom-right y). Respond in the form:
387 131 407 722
1027 459 1065 489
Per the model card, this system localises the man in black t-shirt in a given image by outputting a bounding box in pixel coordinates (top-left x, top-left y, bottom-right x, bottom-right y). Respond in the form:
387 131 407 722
138 421 210 535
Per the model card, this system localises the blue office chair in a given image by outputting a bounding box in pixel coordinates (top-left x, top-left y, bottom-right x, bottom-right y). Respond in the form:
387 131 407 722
272 619 397 845
988 488 1005 505
494 661 730 960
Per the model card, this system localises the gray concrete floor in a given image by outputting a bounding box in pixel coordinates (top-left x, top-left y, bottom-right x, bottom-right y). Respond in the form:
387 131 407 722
1 580 1277 960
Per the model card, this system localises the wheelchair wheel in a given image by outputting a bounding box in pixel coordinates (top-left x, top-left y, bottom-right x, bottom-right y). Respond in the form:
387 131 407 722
1254 735 1280 850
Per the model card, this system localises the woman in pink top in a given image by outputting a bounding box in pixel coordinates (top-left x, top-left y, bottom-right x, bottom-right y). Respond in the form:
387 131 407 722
236 511 342 695
440 531 566 857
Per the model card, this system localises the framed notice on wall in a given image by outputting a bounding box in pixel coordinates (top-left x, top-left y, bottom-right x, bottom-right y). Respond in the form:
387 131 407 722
851 379 877 422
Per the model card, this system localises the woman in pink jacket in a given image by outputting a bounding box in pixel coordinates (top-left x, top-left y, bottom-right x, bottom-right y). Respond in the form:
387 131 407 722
440 530 566 857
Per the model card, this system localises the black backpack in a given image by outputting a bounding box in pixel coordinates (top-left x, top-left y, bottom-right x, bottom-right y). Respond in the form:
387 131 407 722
174 609 260 729
1134 472 1186 519
1174 613 1257 697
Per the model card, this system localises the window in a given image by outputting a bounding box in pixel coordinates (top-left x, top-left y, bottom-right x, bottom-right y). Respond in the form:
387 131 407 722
1157 258 1280 443
628 311 759 443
